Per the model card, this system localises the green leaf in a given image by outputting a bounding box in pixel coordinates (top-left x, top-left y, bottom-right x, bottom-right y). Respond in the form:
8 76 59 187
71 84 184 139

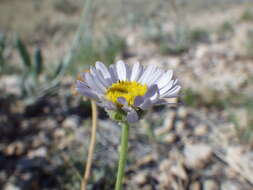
16 37 31 68
53 61 64 79
34 47 43 76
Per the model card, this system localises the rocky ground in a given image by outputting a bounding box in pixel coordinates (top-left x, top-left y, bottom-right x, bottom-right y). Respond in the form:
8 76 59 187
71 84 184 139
0 1 253 190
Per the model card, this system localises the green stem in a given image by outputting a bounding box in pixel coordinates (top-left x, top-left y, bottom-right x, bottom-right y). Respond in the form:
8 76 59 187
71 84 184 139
115 122 129 190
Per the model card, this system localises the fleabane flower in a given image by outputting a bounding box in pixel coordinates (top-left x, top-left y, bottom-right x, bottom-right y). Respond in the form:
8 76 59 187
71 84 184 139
76 60 181 123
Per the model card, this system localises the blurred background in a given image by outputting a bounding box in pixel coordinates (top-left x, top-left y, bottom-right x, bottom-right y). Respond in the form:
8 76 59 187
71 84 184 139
0 0 253 189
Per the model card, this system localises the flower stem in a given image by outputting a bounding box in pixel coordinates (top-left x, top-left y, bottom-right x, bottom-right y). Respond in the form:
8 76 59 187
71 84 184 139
81 100 97 190
115 122 129 190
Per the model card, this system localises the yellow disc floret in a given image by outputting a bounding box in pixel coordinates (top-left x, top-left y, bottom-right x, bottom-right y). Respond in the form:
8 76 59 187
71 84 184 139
105 81 147 105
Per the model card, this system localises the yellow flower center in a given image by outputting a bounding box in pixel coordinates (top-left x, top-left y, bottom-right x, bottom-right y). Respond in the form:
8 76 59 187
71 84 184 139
105 81 147 105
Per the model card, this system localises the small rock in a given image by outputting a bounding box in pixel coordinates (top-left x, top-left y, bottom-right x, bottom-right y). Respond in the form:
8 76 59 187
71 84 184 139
163 133 177 143
194 124 208 136
203 180 219 190
132 172 147 185
184 144 213 169
177 107 188 119
170 163 188 180
0 75 21 96
39 118 57 129
221 181 240 190
142 185 152 190
154 126 170 136
136 154 156 167
28 147 47 158
159 159 171 172
189 181 201 190
157 172 173 188
53 128 66 138
62 116 79 129
4 183 20 190
175 121 186 133
5 142 25 156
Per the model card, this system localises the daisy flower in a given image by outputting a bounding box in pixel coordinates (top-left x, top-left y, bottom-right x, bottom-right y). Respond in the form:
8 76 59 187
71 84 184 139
76 60 181 123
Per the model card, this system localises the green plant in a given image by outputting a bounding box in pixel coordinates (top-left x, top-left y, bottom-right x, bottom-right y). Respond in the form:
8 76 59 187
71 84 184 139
245 29 253 57
16 37 64 103
70 33 125 74
160 25 190 55
189 27 209 43
240 8 253 22
0 33 6 72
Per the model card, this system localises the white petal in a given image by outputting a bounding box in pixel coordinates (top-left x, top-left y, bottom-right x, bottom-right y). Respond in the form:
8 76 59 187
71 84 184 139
90 67 111 87
85 72 105 93
146 68 164 85
95 61 111 79
130 62 141 81
109 64 118 82
159 80 174 96
138 65 156 85
162 85 181 98
116 60 127 81
156 70 173 89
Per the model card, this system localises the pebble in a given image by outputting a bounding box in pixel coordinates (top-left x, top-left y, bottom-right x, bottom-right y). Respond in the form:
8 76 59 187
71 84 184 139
170 163 188 180
203 180 219 190
28 147 47 158
132 171 147 185
62 116 79 129
177 107 188 119
221 181 240 190
3 183 20 190
184 144 213 169
189 181 201 190
163 133 177 143
194 124 208 136
175 121 186 133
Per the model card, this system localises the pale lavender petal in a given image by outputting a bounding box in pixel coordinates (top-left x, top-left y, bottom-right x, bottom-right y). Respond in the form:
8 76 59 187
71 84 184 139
122 105 132 112
146 68 164 85
156 70 173 89
138 65 156 84
162 85 181 98
116 60 127 81
139 99 152 110
95 61 111 79
134 96 144 107
117 97 127 105
127 110 139 123
130 62 142 81
90 67 111 87
159 80 174 96
144 84 158 98
109 64 119 82
76 87 99 99
84 72 103 93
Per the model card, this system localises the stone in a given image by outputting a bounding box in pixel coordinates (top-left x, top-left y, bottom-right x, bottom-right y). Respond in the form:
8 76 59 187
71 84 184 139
184 144 213 169
175 121 186 133
28 147 47 158
189 182 201 190
0 75 21 96
154 126 170 136
177 107 188 119
203 180 219 190
170 163 188 180
194 124 208 136
221 181 240 190
62 116 79 129
132 172 147 185
142 185 152 190
159 159 171 172
3 183 20 190
163 133 177 143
